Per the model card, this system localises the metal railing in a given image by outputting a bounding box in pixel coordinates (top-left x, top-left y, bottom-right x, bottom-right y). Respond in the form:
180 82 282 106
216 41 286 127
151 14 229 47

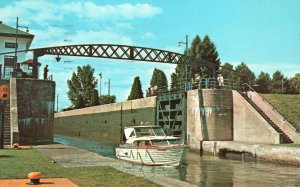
242 83 298 133
147 78 236 96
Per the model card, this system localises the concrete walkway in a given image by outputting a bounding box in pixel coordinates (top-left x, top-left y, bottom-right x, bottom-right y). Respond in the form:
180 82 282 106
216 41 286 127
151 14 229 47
34 144 196 187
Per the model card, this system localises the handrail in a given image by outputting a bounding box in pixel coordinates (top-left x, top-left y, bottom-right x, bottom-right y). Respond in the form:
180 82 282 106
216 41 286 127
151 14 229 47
148 78 236 96
242 83 298 132
242 83 256 92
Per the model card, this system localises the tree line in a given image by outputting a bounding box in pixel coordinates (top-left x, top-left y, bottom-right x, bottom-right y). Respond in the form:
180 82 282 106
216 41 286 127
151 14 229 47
65 35 299 110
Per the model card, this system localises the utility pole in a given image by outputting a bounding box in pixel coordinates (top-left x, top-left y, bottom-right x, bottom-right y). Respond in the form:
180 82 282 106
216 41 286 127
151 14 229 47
14 17 19 77
178 34 188 91
108 79 110 96
14 17 29 78
56 94 59 112
99 73 102 97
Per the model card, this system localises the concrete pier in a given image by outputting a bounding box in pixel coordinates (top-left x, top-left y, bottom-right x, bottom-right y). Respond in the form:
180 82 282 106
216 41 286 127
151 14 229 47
202 141 300 164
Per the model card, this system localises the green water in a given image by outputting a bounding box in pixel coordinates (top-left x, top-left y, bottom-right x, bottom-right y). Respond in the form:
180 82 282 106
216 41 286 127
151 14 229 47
55 134 300 186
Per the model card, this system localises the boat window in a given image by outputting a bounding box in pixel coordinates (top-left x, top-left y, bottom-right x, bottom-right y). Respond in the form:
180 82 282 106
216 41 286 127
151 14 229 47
151 140 169 146
152 128 166 136
168 139 183 145
135 127 166 137
137 141 150 146
135 128 152 137
129 131 135 137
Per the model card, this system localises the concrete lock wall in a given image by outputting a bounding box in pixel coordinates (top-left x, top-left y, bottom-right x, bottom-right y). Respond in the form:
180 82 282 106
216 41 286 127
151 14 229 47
232 91 281 144
187 89 233 150
54 97 157 143
11 78 55 145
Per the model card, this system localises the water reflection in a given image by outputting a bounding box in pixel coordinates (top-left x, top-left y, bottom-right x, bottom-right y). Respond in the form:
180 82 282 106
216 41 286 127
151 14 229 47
55 134 300 187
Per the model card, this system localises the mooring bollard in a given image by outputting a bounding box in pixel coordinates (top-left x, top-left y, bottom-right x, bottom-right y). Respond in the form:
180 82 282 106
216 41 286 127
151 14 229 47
13 143 19 149
28 172 42 185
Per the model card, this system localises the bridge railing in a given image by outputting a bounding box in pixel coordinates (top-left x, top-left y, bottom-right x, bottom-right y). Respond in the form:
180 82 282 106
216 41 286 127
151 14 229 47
147 78 237 96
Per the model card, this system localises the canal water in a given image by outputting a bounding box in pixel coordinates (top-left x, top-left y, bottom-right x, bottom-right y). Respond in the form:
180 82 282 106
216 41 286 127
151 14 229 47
55 134 300 186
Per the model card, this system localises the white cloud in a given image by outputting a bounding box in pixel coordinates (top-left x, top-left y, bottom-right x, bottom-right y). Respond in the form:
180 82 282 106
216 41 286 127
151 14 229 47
77 2 162 20
0 1 162 25
142 32 155 40
0 0 64 25
30 27 134 48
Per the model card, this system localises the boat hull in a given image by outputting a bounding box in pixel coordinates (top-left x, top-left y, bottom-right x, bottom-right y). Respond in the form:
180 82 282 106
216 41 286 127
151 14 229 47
115 146 187 166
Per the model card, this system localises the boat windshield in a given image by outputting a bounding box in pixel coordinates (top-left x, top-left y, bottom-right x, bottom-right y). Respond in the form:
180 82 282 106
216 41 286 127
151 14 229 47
135 127 166 137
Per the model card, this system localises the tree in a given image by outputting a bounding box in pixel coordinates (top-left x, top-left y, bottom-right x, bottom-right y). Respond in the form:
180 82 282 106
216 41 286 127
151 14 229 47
170 35 221 90
146 68 168 96
271 70 284 93
90 89 100 106
67 64 98 108
234 62 255 90
127 76 144 100
197 35 221 77
74 94 85 109
99 95 116 105
170 72 180 91
220 62 235 80
289 73 300 94
256 71 271 93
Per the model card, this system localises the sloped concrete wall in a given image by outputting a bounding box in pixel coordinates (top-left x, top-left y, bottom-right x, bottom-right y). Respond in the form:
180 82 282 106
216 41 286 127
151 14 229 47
187 89 233 150
248 91 300 143
54 97 157 143
233 91 280 144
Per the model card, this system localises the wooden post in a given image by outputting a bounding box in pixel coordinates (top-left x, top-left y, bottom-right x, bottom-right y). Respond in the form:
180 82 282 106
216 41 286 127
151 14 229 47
32 52 39 79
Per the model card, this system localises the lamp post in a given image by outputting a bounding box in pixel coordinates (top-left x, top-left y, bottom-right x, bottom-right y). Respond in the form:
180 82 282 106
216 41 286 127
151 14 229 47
99 73 102 97
14 17 29 77
105 79 110 96
178 35 188 91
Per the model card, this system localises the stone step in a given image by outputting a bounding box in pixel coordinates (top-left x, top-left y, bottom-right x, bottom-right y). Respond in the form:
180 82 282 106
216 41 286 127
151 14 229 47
241 92 293 143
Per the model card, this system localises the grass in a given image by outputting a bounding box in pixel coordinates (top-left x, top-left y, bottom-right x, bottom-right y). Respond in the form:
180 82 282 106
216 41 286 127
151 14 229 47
274 144 300 148
262 94 300 130
0 149 161 187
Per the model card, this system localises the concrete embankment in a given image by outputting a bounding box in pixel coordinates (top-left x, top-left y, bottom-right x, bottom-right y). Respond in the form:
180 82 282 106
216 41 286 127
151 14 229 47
34 144 196 187
202 141 300 164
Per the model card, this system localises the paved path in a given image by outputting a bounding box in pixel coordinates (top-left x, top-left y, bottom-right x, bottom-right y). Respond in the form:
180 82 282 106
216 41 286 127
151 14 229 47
34 144 196 187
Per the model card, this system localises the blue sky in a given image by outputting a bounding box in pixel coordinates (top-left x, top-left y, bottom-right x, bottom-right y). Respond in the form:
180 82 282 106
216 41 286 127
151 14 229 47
0 0 299 110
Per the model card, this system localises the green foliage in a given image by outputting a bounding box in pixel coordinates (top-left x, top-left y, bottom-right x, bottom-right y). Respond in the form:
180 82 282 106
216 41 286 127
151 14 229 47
263 94 300 130
99 95 116 105
220 62 235 80
67 64 98 108
197 35 221 77
90 89 100 106
147 68 168 96
75 94 85 109
127 76 144 100
289 73 300 94
170 72 180 91
234 62 255 90
272 70 285 93
171 35 221 89
172 63 186 89
256 71 271 93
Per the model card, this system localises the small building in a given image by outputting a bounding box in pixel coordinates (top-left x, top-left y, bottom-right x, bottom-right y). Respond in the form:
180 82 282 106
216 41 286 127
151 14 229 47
0 21 34 79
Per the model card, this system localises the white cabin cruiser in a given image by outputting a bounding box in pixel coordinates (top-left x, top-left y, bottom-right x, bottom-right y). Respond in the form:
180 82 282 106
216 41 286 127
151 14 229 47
115 125 188 166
